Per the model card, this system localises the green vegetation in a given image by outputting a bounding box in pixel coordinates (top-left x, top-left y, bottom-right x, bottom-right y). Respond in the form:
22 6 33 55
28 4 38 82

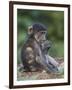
17 9 64 64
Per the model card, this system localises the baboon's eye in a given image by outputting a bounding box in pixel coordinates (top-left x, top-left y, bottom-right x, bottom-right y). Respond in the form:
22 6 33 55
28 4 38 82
42 32 45 34
41 31 46 34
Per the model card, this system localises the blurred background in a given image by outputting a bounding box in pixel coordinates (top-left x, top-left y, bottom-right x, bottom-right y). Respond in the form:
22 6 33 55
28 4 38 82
17 9 64 64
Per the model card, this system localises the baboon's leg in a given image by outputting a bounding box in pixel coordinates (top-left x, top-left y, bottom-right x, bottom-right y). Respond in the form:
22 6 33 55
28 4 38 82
45 55 59 73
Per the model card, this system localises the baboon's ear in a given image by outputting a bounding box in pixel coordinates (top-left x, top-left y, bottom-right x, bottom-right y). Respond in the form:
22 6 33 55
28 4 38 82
28 26 33 35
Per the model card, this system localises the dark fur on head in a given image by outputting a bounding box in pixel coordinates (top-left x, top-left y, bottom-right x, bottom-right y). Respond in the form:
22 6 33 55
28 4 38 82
32 23 47 31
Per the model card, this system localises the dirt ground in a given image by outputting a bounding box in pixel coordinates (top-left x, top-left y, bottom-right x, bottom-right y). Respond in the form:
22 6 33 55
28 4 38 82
17 57 64 81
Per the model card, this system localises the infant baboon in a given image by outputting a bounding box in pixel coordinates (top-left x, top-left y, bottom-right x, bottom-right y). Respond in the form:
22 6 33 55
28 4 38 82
21 23 59 73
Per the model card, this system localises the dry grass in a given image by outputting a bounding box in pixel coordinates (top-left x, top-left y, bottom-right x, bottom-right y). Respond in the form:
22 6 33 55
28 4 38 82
17 57 64 81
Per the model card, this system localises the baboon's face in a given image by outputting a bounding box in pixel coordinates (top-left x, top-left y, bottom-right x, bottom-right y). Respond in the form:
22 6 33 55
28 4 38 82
34 30 52 54
34 31 47 42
